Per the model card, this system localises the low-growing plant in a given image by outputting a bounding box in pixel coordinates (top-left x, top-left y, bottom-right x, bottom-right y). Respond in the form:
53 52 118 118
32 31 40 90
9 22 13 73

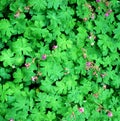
0 0 120 121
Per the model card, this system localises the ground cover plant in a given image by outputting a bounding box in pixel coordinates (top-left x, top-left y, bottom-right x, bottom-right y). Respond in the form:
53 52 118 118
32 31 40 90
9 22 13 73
0 0 120 121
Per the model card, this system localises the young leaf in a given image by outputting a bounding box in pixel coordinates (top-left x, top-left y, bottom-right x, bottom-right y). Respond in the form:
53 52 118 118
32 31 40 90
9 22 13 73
0 19 13 42
0 49 14 67
28 0 47 11
13 93 29 111
13 68 24 83
0 67 11 79
56 81 67 94
11 37 32 56
30 108 45 121
47 0 63 10
113 23 120 39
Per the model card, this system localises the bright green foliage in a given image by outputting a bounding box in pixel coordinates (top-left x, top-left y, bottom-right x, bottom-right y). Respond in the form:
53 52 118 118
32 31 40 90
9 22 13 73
11 37 32 56
0 49 14 67
47 0 66 10
13 68 24 83
113 23 120 39
0 67 11 80
0 0 120 121
28 0 47 11
0 19 13 42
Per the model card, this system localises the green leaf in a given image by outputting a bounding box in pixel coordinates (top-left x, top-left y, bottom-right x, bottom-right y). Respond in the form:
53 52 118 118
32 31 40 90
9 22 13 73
10 0 25 11
94 16 113 34
117 14 120 21
0 115 6 121
40 61 64 81
0 49 14 67
13 68 24 83
47 0 63 10
28 0 47 11
98 89 113 104
0 102 8 117
13 93 29 111
67 47 79 61
13 54 25 66
75 57 87 75
113 23 120 39
40 77 56 93
5 108 16 121
57 34 73 50
22 66 37 85
49 63 64 81
67 87 83 104
16 110 28 120
64 76 77 90
46 111 56 121
12 18 27 34
0 67 11 79
77 25 88 40
11 37 32 56
58 6 74 21
0 19 13 42
49 95 62 111
76 3 91 19
57 7 75 33
56 81 67 94
0 83 10 102
85 21 94 31
30 108 45 121
80 79 92 95
0 41 4 50
97 34 114 56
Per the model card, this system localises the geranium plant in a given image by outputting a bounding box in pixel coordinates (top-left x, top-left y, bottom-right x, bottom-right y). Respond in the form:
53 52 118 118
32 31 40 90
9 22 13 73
0 0 120 121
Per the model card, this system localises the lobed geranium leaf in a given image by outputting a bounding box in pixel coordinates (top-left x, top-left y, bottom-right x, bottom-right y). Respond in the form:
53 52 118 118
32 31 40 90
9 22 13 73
0 67 11 79
11 37 32 56
28 0 47 11
0 49 14 67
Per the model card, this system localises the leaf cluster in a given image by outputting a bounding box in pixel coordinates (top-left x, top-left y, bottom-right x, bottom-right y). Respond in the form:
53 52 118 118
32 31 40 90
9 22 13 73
0 0 120 121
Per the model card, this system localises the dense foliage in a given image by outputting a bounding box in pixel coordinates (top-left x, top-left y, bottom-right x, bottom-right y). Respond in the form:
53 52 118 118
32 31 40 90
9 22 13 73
0 0 120 121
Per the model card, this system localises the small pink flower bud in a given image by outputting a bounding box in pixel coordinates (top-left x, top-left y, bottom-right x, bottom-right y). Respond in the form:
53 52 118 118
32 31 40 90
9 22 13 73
93 93 98 98
91 14 95 19
79 107 84 113
25 63 30 68
96 0 100 2
86 62 92 67
14 12 20 18
83 18 87 21
105 13 109 17
52 45 58 49
108 111 113 117
86 62 93 70
42 54 47 60
9 119 14 121
108 10 112 13
31 77 35 81
31 76 38 82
